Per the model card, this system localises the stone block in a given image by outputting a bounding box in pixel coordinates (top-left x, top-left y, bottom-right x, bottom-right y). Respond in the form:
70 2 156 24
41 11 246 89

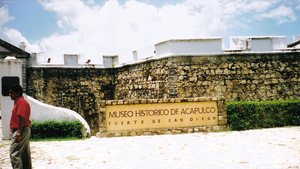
212 126 220 131
194 128 200 132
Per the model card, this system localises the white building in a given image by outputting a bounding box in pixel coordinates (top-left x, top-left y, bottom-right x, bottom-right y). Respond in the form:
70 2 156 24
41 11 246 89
229 36 287 52
132 46 156 61
103 55 119 68
287 36 300 48
64 54 79 66
154 38 223 58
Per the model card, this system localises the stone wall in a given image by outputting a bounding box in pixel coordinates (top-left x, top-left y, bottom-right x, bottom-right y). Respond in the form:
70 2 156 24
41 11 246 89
26 52 300 134
26 67 115 134
115 52 300 101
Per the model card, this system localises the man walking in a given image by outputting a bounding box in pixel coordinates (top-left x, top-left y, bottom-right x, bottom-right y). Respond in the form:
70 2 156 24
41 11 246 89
9 85 32 169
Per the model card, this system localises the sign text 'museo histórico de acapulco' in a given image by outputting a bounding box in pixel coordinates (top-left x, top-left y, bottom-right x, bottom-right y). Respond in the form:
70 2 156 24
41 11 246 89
105 101 218 131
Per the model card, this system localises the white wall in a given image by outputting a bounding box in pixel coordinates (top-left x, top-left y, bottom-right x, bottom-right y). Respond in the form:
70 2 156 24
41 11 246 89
271 37 287 50
229 36 287 52
294 36 300 48
64 54 79 66
0 57 22 139
25 95 90 137
251 39 273 51
132 46 155 61
155 38 223 57
0 57 90 139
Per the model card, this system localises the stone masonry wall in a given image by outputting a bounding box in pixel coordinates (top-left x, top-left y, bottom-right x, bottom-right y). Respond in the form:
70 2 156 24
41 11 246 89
26 67 115 134
115 52 300 101
26 52 300 134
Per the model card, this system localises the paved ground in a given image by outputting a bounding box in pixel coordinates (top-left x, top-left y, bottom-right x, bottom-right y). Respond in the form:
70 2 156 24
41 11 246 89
1 119 300 169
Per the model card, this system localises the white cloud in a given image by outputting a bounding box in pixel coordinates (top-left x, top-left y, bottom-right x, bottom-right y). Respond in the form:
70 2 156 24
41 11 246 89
1 0 298 64
0 6 13 26
2 28 27 44
259 5 297 23
1 28 40 53
0 6 40 53
35 0 239 64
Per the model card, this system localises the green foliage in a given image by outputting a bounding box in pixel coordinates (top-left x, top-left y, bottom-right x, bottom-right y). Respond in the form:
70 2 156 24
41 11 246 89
227 100 300 131
31 120 83 139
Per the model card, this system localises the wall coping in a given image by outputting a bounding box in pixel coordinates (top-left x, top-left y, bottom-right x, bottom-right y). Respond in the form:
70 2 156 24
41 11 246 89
28 51 300 69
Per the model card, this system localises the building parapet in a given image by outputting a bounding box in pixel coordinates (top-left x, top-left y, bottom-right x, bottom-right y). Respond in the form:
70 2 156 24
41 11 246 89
27 36 300 68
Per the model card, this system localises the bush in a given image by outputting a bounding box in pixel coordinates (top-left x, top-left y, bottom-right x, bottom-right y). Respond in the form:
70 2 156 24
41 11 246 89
227 100 300 131
31 120 83 139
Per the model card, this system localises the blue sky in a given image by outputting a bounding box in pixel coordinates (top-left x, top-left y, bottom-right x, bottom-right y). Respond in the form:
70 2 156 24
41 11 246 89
1 0 185 42
0 0 300 64
1 0 59 41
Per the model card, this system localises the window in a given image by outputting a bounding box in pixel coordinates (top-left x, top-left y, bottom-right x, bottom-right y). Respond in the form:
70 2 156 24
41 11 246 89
1 76 20 96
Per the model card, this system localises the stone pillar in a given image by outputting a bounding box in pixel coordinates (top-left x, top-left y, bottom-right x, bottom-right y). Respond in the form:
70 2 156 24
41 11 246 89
0 56 23 139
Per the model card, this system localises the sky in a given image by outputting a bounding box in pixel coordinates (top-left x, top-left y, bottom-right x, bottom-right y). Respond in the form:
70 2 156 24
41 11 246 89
0 0 300 64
